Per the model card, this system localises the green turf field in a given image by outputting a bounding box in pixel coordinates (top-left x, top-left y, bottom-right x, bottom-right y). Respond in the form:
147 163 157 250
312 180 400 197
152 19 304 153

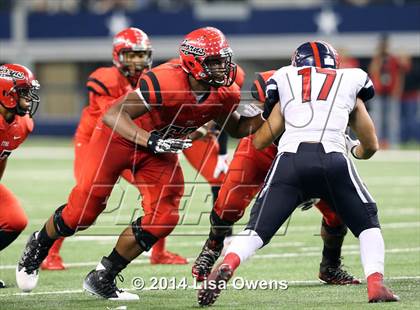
1 138 419 309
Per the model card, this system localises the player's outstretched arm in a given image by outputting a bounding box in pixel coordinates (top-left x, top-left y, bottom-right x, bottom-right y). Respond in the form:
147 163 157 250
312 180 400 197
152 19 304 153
103 91 152 147
252 103 284 150
348 98 379 159
215 110 264 138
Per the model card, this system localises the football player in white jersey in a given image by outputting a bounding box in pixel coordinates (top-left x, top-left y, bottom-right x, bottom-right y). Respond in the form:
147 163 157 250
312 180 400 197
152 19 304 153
198 41 399 305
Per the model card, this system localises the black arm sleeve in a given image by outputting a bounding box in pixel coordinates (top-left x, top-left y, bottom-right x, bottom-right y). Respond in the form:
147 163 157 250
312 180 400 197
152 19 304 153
217 130 228 155
262 78 279 119
357 76 375 102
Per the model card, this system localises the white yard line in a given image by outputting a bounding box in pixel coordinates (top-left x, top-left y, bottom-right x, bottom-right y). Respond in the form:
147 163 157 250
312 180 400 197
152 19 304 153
17 220 420 236
1 247 419 270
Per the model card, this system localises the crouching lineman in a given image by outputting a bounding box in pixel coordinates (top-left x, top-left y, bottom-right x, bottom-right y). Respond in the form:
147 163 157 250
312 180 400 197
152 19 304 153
16 27 263 300
198 41 399 305
0 64 40 288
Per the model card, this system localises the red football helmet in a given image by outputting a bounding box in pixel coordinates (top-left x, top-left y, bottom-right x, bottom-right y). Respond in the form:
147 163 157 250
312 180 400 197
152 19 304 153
112 27 153 81
179 27 237 87
0 64 40 117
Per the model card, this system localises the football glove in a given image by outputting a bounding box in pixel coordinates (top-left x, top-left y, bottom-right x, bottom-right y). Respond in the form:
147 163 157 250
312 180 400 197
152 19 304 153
147 133 192 154
213 154 229 179
345 134 361 159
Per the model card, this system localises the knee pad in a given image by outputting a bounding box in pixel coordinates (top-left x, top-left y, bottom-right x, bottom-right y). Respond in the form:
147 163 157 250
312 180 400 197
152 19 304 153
53 204 76 237
132 217 159 251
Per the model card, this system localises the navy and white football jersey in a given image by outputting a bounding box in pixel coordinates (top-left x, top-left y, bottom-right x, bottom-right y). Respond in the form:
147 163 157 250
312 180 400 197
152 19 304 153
266 65 374 154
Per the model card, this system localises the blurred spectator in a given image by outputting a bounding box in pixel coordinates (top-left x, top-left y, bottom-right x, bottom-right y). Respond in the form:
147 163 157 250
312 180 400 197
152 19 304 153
337 48 360 68
88 0 137 14
368 34 411 148
400 56 420 142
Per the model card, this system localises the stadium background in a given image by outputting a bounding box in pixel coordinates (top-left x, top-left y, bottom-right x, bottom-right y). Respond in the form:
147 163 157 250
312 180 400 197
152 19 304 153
0 0 419 143
0 1 419 309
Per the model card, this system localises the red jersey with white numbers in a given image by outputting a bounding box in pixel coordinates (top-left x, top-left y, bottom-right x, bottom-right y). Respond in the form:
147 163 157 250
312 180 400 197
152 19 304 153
0 115 33 160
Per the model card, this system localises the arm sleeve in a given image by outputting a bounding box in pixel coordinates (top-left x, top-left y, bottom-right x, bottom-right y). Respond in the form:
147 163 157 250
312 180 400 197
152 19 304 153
262 78 279 119
217 130 228 155
357 74 375 102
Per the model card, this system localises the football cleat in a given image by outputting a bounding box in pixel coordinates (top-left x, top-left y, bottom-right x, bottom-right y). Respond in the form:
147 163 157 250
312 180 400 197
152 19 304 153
150 251 188 265
83 258 139 301
192 239 223 282
197 263 233 306
16 232 49 292
0 279 5 288
319 265 361 285
367 272 400 303
41 253 65 270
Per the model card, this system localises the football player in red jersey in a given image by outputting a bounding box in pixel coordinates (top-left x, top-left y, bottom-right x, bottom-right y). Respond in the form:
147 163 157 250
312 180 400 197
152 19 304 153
41 27 188 270
0 64 40 288
182 64 245 203
192 69 360 285
17 27 263 299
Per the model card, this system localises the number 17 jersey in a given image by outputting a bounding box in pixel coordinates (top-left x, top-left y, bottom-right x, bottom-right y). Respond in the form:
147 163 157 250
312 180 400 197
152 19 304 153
266 65 374 154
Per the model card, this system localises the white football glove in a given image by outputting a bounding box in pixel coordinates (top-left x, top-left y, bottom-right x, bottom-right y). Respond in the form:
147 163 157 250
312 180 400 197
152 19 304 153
213 154 229 179
147 133 192 154
345 134 360 159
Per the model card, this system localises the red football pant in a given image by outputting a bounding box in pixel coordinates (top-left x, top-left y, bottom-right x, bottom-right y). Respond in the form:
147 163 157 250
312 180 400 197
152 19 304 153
0 184 27 232
214 136 276 222
183 135 225 185
62 125 184 239
74 132 135 185
213 136 343 227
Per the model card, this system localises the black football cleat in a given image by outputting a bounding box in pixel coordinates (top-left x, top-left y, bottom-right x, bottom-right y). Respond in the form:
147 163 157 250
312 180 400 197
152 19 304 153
192 239 223 282
16 232 50 292
319 264 361 285
198 263 233 307
83 257 139 301
0 279 5 288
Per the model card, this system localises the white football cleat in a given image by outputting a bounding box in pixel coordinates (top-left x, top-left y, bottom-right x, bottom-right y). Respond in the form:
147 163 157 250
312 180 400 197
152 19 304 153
16 232 48 292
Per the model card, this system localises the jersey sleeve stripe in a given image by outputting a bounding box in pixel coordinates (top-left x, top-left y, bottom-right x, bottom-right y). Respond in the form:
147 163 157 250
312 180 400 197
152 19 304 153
145 71 162 105
256 74 267 102
87 78 111 96
310 42 322 68
86 86 100 96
